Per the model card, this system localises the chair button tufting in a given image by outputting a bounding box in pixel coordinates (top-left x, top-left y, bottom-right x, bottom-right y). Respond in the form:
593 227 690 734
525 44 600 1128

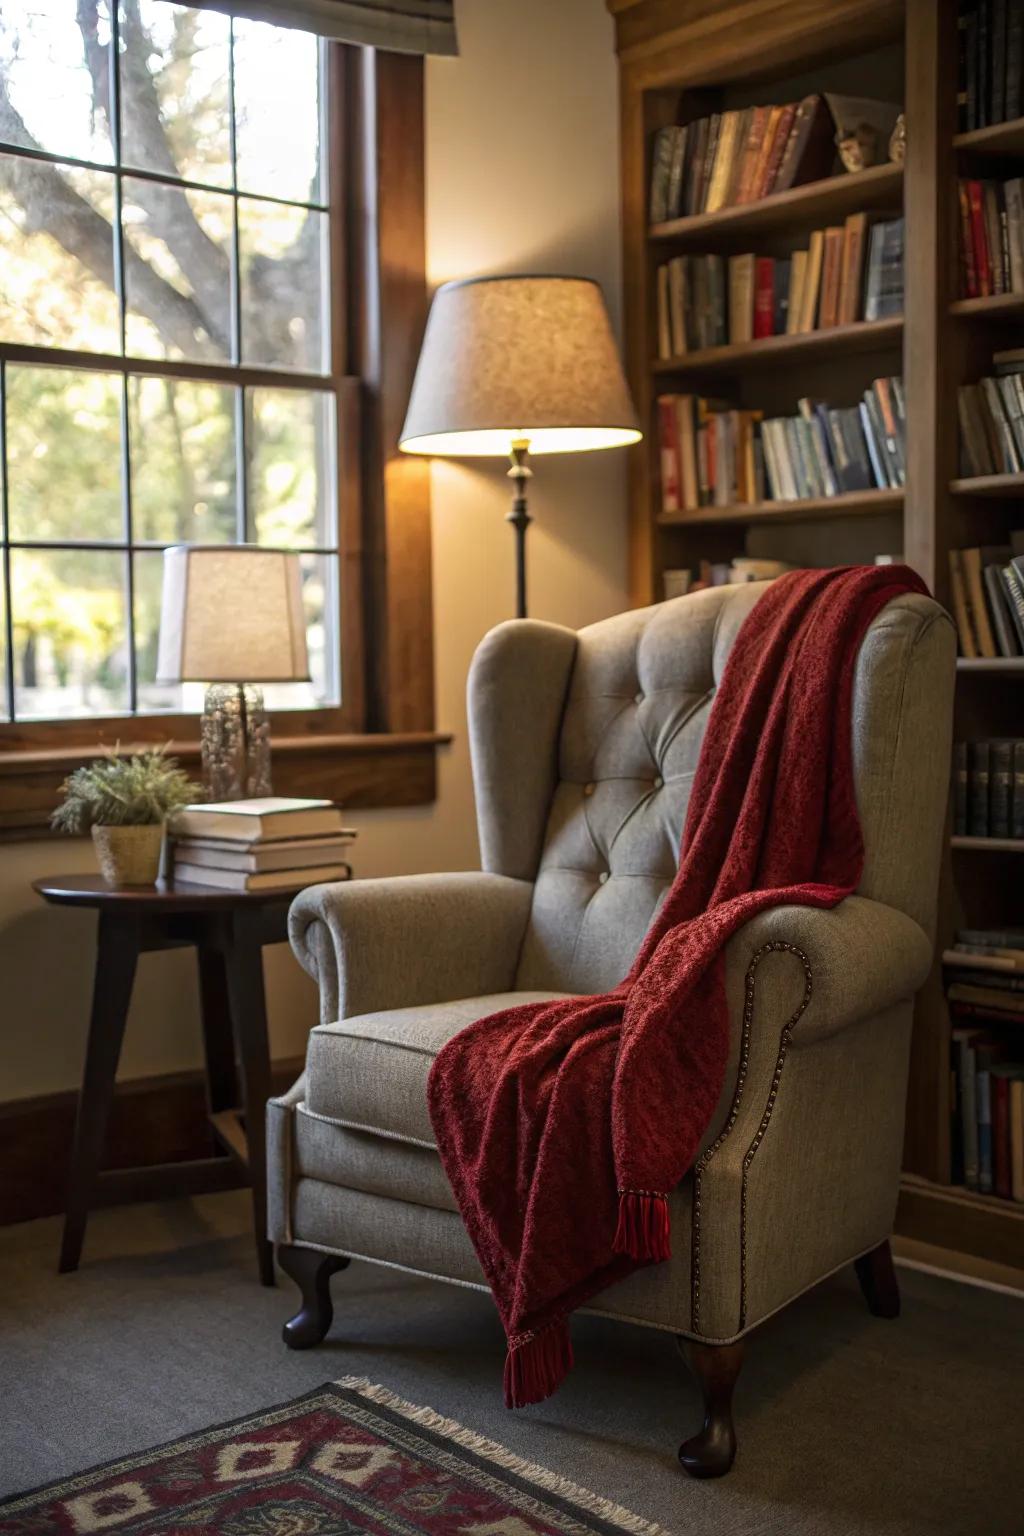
653 775 664 789
634 691 644 704
598 871 609 885
583 781 596 797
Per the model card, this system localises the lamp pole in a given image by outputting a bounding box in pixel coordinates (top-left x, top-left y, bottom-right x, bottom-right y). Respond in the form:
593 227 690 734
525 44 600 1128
506 437 533 620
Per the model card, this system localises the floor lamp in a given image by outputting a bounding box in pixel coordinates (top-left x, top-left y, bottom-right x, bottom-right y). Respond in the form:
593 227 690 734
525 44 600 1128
399 275 641 619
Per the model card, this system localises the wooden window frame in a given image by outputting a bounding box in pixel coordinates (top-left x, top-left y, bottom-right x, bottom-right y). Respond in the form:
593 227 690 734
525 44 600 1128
0 42 445 836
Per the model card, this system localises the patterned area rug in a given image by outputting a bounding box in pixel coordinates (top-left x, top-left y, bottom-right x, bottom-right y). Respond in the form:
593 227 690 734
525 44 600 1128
0 1377 667 1536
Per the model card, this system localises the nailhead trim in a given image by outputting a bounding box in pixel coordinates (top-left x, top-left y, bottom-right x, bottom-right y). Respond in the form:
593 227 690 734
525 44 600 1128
690 940 812 1335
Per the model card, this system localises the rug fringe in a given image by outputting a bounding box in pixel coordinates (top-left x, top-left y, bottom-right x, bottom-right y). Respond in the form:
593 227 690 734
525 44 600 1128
335 1376 669 1536
613 1191 671 1263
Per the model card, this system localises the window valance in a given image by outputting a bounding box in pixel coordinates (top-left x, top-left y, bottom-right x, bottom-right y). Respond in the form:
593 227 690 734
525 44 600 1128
167 0 457 55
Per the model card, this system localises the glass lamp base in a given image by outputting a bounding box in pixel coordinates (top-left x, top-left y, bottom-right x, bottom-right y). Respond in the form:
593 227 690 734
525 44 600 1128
201 683 272 802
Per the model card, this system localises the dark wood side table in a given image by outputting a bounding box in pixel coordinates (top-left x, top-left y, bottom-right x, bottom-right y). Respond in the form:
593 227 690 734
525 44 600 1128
33 874 308 1287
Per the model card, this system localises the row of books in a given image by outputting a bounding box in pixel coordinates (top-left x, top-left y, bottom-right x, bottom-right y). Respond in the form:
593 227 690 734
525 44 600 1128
170 797 355 892
956 177 1024 298
653 216 903 357
662 558 792 600
948 539 1024 657
957 1 1024 132
958 369 1024 476
946 929 1024 1200
657 379 904 514
648 93 839 224
953 740 1024 837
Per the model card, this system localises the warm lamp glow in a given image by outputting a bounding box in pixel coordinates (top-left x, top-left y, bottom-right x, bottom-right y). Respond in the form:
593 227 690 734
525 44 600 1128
400 425 642 457
399 275 641 458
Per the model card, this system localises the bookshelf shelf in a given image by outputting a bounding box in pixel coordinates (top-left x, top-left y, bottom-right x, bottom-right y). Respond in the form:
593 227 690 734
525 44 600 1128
949 293 1024 319
951 836 1024 852
956 657 1024 672
657 488 903 527
898 1175 1024 1272
652 317 903 378
949 472 1024 496
648 161 903 248
954 116 1024 158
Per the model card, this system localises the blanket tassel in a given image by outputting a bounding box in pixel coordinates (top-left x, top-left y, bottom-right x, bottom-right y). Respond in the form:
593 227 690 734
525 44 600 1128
613 1190 671 1263
504 1320 574 1409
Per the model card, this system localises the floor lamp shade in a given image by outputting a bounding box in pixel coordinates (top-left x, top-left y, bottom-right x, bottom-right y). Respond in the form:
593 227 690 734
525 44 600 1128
398 275 641 457
157 546 310 685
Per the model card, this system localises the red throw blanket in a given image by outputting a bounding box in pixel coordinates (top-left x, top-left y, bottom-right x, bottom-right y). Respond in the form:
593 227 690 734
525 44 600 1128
427 565 927 1408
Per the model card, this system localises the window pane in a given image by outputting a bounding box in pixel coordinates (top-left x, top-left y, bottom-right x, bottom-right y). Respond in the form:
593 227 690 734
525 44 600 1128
6 366 123 542
122 178 233 362
11 548 128 718
233 20 321 204
0 2 114 165
0 157 120 351
262 553 337 710
0 578 8 722
119 2 231 188
133 548 203 714
128 376 238 542
248 388 334 548
238 199 327 372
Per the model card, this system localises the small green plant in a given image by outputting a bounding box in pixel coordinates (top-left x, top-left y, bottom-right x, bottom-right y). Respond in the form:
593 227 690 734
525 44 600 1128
51 746 200 835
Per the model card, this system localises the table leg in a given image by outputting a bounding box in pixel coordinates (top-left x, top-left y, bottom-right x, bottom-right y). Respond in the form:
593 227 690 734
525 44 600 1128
59 912 140 1274
224 911 275 1286
196 942 237 1122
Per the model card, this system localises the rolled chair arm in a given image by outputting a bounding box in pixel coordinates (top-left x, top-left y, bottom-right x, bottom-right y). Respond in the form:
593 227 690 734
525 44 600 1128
288 871 535 1023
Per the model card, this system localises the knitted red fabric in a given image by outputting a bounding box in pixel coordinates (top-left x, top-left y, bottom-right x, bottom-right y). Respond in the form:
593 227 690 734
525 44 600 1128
427 565 927 1407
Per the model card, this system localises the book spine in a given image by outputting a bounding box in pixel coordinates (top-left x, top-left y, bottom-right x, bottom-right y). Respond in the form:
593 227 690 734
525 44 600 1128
1008 0 1024 119
970 740 992 835
990 738 1013 836
994 1072 1012 1198
954 741 969 836
657 396 681 514
961 1039 980 1190
1014 740 1024 839
773 256 791 333
969 180 993 296
958 180 979 298
1012 1079 1024 1202
977 1068 993 1194
753 256 775 338
649 126 675 224
994 0 1008 122
757 102 797 198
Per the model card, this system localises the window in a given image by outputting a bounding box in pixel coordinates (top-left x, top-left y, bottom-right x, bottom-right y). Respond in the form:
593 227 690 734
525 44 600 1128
0 1 341 723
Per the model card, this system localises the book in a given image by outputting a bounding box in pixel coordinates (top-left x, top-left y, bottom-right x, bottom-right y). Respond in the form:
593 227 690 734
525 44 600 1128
173 861 352 892
786 249 808 334
990 739 1014 836
949 549 978 657
954 1030 980 1190
969 741 991 835
773 93 835 192
1014 740 1024 838
798 229 825 333
735 105 769 204
172 833 356 873
705 109 743 212
863 217 904 319
818 226 844 328
171 797 345 842
753 256 775 338
954 740 969 835
728 253 755 345
838 211 868 325
962 548 998 656
658 395 681 513
656 264 672 360
1012 1077 1024 1202
649 125 678 223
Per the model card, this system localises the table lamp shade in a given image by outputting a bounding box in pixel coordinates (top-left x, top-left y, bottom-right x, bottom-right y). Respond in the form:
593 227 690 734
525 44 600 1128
399 275 641 456
157 546 310 684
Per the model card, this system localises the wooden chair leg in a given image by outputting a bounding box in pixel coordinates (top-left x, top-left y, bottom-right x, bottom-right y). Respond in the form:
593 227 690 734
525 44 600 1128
854 1238 901 1319
278 1245 350 1348
677 1338 745 1479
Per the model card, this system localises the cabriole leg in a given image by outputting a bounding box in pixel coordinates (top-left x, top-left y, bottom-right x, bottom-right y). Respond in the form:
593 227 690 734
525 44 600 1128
854 1238 901 1319
278 1245 350 1348
677 1338 745 1479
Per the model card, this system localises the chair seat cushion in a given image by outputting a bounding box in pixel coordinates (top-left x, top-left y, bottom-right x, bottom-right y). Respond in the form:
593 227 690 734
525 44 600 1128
304 991 571 1146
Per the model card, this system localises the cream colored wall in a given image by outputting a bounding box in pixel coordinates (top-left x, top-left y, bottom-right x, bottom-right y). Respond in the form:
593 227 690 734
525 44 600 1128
0 0 628 1104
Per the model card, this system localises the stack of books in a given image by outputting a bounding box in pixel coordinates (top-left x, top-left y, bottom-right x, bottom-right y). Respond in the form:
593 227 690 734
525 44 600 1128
953 738 1024 836
957 1 1024 133
945 930 1024 1200
958 352 1024 473
654 215 903 357
170 797 356 892
657 378 904 513
957 177 1024 297
948 537 1024 657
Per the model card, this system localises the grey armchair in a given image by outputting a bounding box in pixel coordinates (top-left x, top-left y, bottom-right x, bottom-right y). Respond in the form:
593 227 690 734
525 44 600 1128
268 580 955 1477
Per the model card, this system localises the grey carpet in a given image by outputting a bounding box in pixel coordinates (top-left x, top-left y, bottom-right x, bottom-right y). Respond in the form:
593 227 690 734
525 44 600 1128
0 1192 1019 1534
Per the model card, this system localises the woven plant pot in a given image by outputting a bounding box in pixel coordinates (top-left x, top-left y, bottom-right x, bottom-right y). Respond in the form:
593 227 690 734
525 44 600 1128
91 824 164 887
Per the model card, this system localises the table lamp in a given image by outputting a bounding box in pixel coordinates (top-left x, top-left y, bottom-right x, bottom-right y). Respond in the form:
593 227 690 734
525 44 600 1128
157 545 309 801
399 275 641 618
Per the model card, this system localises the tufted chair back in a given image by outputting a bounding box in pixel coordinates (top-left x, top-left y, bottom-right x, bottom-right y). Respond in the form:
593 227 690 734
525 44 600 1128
467 581 955 997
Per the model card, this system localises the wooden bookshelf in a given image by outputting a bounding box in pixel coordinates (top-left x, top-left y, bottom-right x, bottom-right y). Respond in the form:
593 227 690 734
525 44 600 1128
951 836 1024 852
657 488 903 527
956 656 1024 672
611 0 1024 1272
652 318 903 377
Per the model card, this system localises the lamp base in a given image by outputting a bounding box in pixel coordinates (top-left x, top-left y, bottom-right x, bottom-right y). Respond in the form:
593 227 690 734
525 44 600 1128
201 683 272 802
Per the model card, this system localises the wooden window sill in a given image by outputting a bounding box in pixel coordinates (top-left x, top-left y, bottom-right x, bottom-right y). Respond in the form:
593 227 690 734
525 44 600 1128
0 731 453 838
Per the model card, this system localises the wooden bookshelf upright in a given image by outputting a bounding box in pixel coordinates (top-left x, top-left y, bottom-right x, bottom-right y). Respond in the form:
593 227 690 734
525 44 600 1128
609 0 1024 1272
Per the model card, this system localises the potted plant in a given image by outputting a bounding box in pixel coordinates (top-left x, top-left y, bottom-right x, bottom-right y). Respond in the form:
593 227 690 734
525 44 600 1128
51 747 200 887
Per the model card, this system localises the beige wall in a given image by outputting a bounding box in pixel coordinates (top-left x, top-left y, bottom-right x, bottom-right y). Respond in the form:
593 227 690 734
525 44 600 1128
0 0 628 1104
